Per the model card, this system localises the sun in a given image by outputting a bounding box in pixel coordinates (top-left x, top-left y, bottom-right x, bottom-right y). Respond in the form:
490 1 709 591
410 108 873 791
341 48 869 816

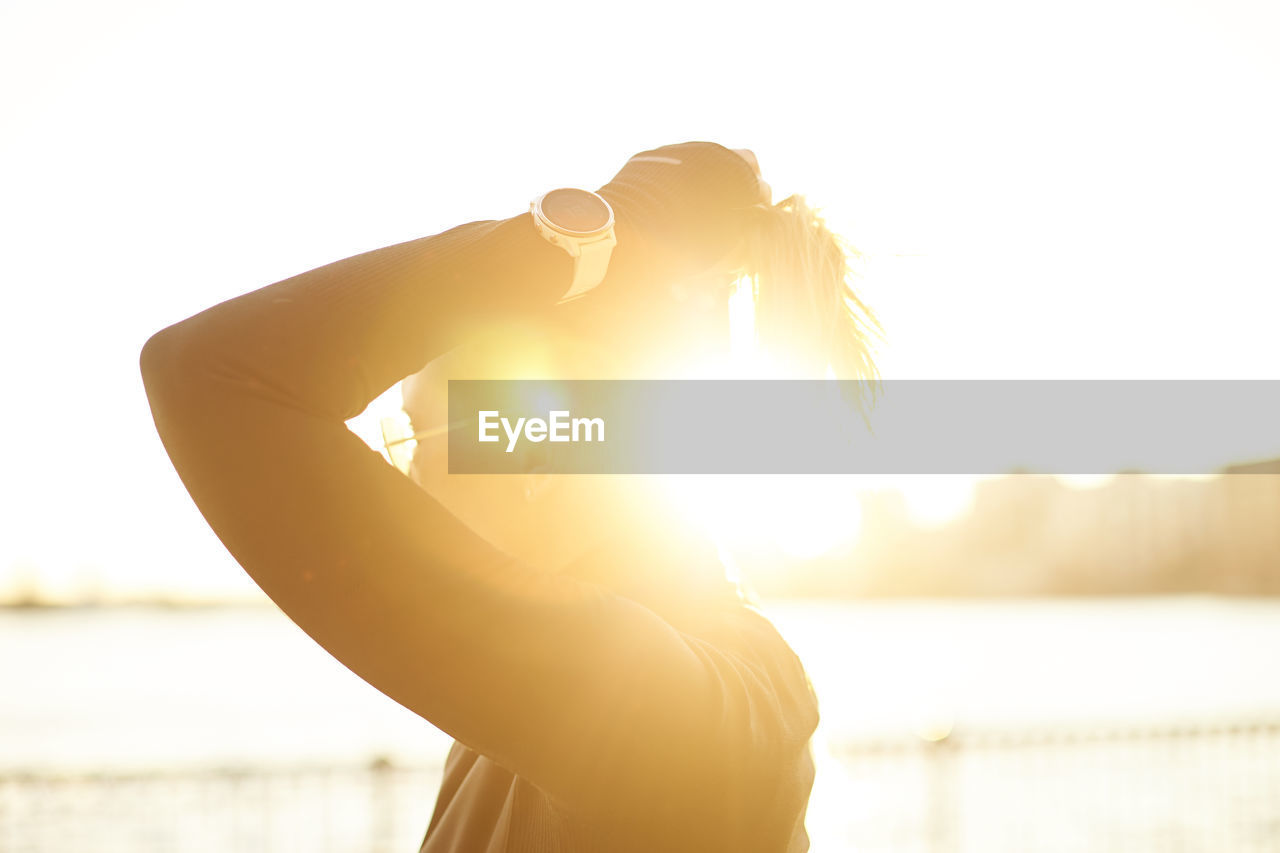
662 474 863 561
659 276 866 562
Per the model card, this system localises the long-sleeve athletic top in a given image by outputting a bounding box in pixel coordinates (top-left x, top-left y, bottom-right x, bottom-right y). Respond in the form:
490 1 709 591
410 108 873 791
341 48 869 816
139 141 820 853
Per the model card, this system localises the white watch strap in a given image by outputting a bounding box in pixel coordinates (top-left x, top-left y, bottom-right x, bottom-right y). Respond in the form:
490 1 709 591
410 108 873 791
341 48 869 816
556 233 617 304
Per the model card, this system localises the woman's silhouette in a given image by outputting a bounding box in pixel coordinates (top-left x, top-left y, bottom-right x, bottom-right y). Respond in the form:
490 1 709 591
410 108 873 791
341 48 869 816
140 141 879 852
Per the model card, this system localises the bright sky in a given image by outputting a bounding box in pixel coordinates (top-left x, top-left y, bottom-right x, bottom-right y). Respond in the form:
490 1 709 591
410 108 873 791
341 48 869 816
2 0 1278 600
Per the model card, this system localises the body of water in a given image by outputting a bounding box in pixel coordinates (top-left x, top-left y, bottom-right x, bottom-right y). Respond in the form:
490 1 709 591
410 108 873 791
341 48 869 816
3 597 1279 851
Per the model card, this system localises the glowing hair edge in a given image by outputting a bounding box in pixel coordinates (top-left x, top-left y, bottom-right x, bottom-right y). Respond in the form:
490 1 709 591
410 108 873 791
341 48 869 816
740 194 884 417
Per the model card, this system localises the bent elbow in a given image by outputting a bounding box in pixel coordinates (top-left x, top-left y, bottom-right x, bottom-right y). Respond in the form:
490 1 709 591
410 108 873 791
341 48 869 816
140 321 209 397
139 329 173 390
140 327 187 407
139 322 212 425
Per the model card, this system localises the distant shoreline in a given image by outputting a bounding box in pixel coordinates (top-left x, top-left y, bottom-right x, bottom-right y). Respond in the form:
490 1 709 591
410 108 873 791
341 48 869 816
0 597 275 610
5 591 1280 610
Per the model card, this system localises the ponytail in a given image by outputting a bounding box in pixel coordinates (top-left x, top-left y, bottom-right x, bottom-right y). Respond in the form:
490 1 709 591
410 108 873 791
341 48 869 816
741 194 883 415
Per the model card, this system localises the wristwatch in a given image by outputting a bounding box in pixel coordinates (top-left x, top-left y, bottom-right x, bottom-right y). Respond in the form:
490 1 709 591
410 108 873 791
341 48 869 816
529 187 617 304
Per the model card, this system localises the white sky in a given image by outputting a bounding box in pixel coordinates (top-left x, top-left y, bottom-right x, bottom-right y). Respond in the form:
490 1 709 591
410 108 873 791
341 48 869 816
1 0 1277 599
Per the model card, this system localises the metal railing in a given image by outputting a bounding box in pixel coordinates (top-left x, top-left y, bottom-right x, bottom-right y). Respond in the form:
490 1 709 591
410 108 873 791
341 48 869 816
0 758 442 853
2 720 1278 852
826 719 1280 852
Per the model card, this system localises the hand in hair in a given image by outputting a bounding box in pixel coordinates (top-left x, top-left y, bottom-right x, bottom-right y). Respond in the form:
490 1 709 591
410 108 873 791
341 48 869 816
551 141 771 365
594 141 769 287
730 148 773 207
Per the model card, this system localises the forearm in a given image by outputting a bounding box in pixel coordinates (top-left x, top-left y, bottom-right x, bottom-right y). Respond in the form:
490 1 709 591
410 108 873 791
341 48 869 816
143 211 572 421
142 139 761 421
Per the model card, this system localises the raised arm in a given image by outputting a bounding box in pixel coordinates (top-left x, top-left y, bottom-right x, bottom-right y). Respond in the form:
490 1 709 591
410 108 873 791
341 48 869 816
138 143 811 827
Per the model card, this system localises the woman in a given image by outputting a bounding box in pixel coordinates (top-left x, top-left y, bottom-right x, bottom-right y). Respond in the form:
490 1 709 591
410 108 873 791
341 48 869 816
140 141 878 852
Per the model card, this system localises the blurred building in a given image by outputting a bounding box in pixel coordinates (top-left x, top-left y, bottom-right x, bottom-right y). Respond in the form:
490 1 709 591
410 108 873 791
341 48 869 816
751 462 1280 597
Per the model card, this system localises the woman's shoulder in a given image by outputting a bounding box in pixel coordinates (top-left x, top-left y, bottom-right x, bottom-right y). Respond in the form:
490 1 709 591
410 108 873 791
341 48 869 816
699 602 821 734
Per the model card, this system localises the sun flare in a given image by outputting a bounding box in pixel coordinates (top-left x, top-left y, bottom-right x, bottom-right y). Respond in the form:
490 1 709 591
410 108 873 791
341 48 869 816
660 276 869 563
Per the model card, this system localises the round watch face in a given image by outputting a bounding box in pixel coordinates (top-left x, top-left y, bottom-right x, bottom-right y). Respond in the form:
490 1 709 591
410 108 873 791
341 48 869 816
538 188 612 235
